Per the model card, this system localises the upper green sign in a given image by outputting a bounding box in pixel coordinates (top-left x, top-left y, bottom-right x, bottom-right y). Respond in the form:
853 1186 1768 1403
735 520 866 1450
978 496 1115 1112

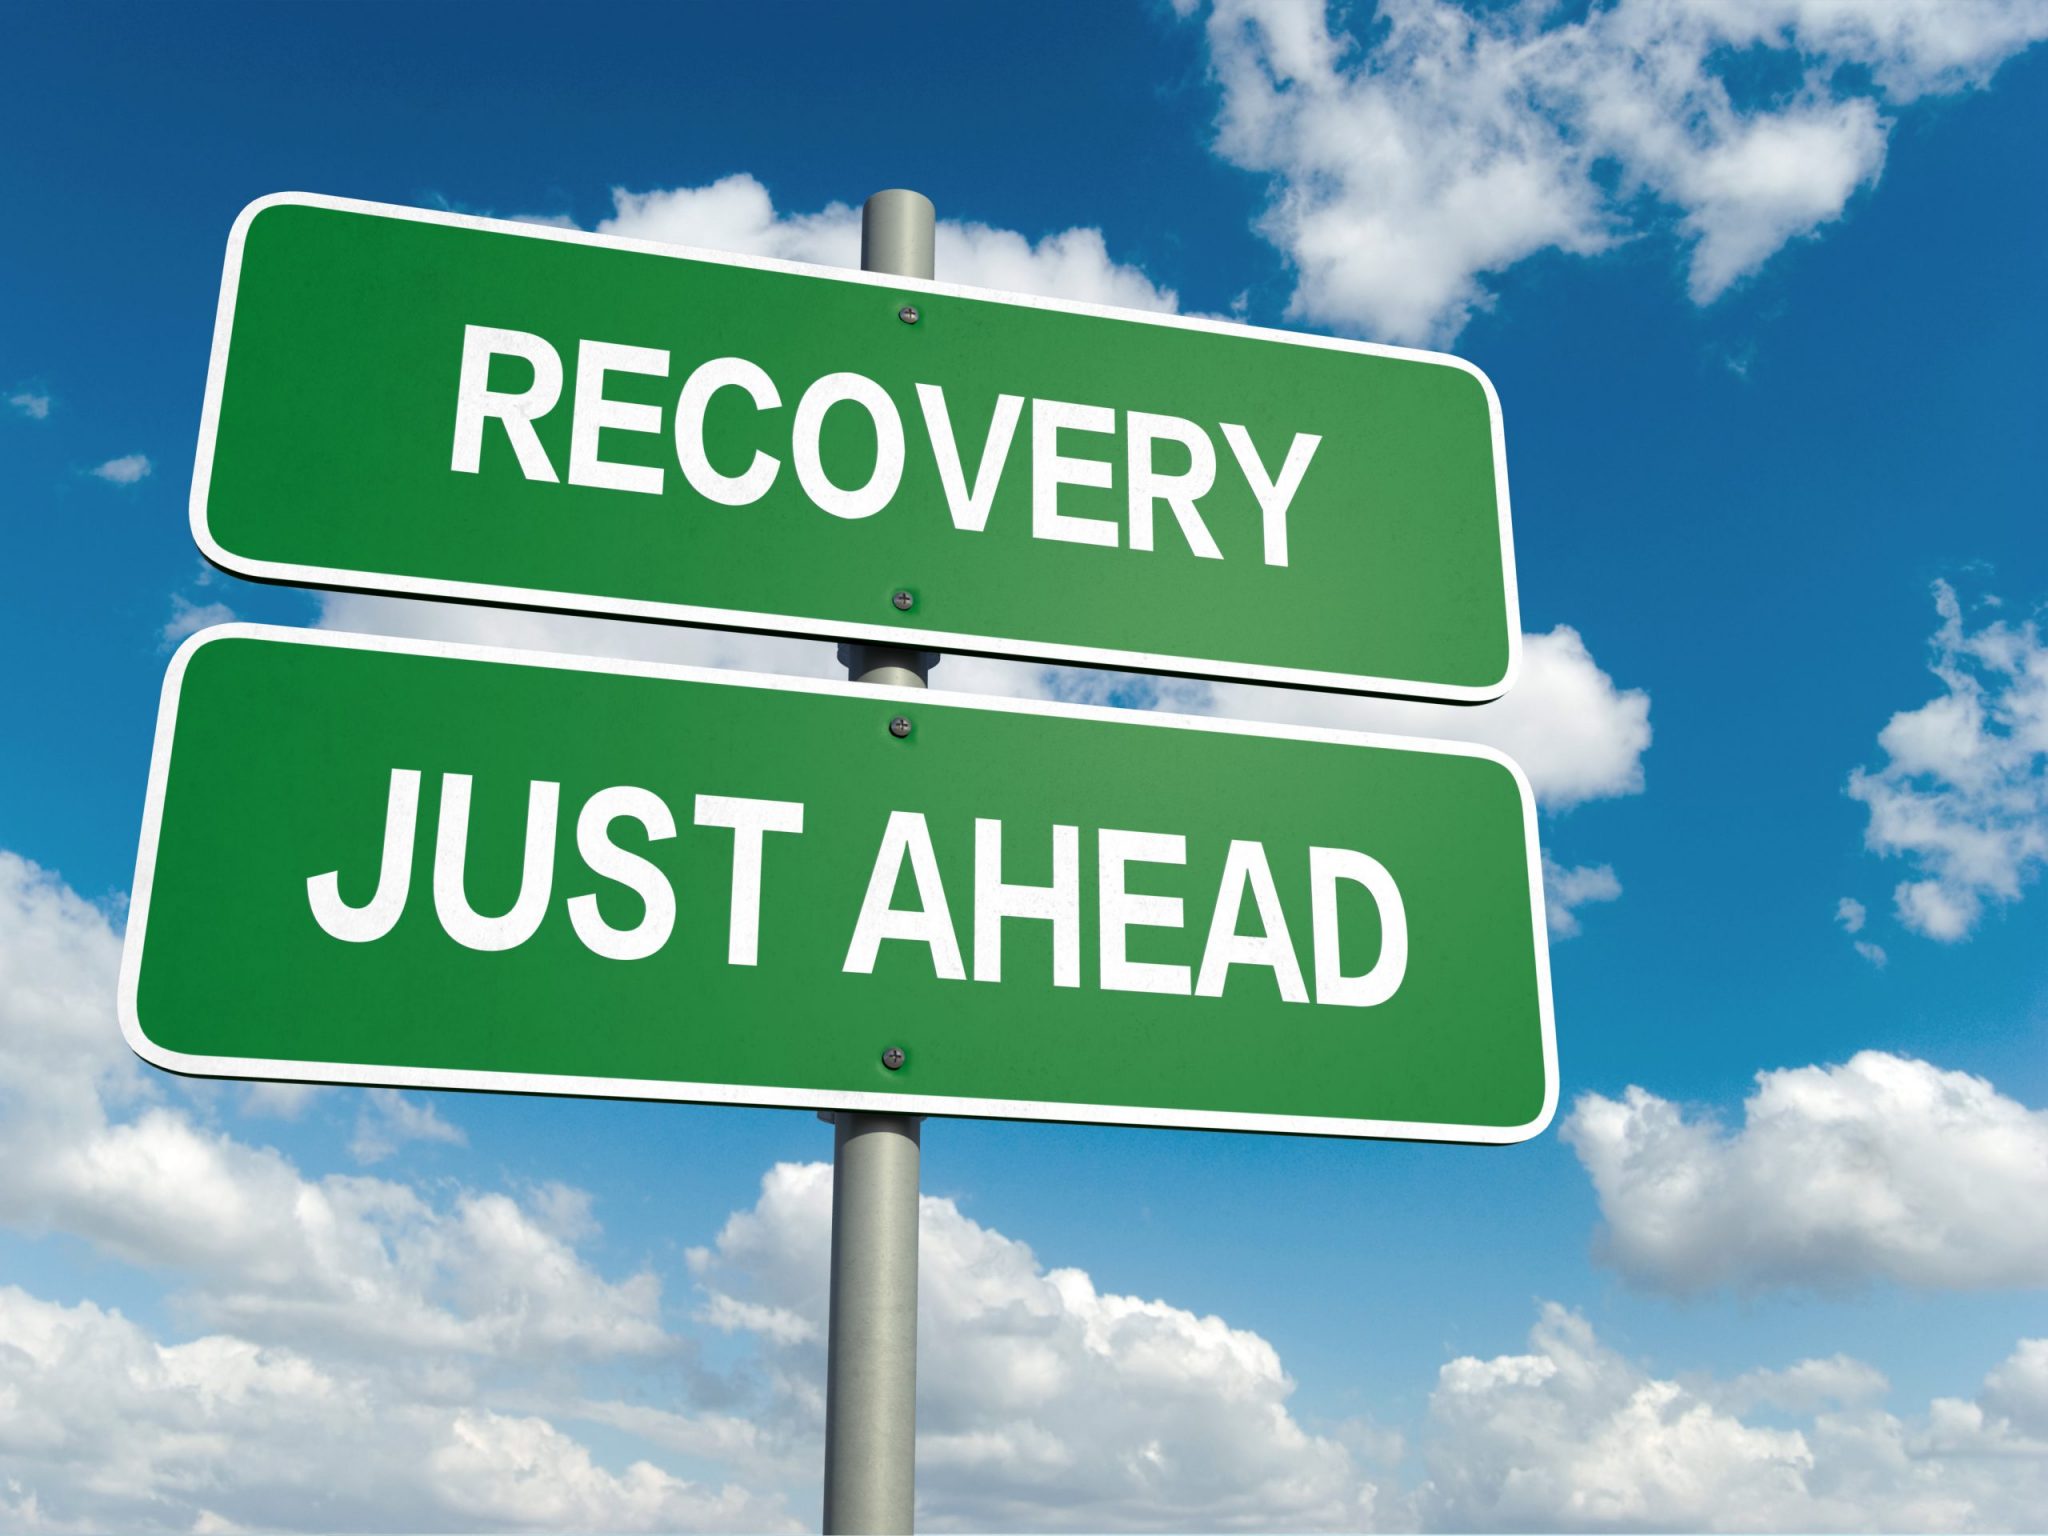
193 195 1520 699
121 626 1556 1142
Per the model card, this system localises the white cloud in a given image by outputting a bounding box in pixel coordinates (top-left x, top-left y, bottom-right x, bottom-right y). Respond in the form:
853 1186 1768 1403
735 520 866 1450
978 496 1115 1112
1415 1304 2048 1532
1563 1051 2048 1292
88 452 151 484
160 593 236 648
693 1161 1379 1531
1848 581 2048 941
1854 939 1888 968
0 1287 795 1535
7 389 50 420
348 1088 468 1165
696 1163 1384 1536
1545 857 1622 938
1186 0 2048 344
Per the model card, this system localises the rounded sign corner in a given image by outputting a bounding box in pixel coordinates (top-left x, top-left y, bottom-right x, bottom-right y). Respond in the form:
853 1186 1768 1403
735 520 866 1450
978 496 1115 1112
186 495 245 581
117 993 178 1077
1485 626 1524 701
231 190 318 240
1494 1063 1562 1146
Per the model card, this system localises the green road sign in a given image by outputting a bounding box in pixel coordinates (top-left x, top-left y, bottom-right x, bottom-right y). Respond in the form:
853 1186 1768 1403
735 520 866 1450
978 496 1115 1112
121 625 1556 1141
191 194 1521 701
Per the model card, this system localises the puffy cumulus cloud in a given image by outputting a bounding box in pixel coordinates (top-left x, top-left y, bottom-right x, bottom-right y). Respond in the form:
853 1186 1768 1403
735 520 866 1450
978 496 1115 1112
1563 1051 2048 1292
0 847 808 1529
1980 1338 2048 1435
692 1161 1378 1531
1848 581 2048 941
88 452 151 484
1415 1304 2048 1532
1184 0 2048 344
595 173 1179 312
1419 1305 1818 1530
0 851 667 1364
0 1287 794 1535
7 388 51 420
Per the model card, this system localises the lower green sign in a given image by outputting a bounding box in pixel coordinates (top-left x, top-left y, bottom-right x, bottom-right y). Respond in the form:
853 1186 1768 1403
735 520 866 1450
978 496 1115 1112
120 626 1556 1141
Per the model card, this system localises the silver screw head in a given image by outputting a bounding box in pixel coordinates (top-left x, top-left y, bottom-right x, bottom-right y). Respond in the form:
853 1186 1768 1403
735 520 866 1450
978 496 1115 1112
892 589 914 611
882 1047 906 1071
889 716 913 738
898 304 920 325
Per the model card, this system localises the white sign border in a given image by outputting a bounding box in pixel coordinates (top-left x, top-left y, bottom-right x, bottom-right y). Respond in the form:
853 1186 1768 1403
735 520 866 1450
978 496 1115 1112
191 192 1523 704
119 623 1558 1145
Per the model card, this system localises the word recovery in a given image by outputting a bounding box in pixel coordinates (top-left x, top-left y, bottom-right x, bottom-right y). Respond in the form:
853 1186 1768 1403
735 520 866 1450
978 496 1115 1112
452 326 1325 565
310 770 1409 1006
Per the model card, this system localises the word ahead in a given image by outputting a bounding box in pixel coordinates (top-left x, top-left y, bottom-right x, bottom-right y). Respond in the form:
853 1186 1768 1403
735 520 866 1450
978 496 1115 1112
121 627 1555 1141
192 195 1520 700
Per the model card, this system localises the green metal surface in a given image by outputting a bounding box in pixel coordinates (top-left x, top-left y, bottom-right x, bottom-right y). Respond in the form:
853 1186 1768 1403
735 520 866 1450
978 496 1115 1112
195 196 1517 698
124 628 1553 1139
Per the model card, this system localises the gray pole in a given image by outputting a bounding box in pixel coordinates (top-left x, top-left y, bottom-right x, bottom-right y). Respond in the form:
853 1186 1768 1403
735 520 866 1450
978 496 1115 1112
820 187 935 1536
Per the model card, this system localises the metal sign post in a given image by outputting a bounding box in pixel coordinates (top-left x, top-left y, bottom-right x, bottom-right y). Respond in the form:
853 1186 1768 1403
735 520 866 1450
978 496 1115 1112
824 189 936 1535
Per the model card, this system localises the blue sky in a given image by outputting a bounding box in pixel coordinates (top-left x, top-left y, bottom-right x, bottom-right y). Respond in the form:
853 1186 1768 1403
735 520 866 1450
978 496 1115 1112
3 2 2047 1530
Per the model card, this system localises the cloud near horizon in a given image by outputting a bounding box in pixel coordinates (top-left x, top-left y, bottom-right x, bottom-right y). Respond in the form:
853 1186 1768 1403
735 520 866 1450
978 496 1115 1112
1565 1050 2048 1293
4 850 2048 1529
